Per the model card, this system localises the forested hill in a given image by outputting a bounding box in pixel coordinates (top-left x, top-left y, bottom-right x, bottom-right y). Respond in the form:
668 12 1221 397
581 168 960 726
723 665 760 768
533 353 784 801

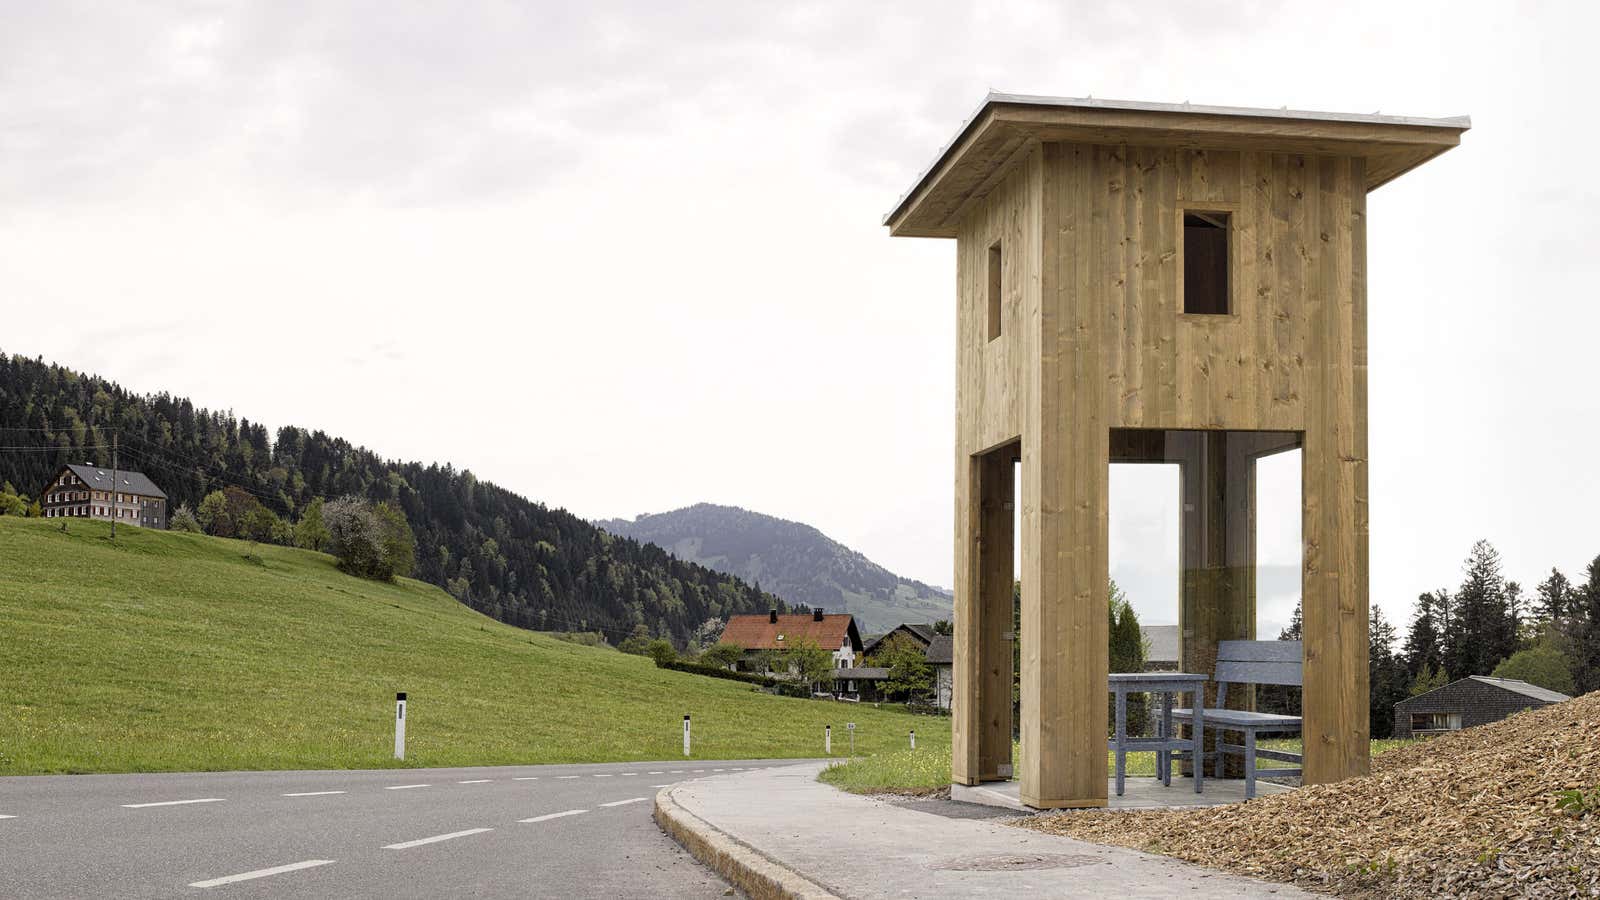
0 352 786 643
595 503 952 633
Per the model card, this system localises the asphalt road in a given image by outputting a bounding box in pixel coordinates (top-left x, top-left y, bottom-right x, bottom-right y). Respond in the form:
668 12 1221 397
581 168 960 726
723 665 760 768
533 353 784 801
0 759 790 898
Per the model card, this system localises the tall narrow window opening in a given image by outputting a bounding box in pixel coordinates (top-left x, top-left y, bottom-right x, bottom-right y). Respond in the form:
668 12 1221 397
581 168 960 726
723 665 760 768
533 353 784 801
986 240 1003 341
1183 211 1230 315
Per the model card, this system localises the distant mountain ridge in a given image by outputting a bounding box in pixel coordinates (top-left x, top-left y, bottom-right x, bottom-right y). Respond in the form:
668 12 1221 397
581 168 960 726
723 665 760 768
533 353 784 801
595 503 952 634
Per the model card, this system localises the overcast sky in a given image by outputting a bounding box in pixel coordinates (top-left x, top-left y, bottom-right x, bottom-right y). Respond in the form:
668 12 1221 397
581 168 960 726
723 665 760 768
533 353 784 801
4 1 1596 636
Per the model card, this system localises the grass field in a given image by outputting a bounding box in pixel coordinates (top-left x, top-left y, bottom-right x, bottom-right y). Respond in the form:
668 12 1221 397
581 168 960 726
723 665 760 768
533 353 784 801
818 736 1415 794
0 517 944 774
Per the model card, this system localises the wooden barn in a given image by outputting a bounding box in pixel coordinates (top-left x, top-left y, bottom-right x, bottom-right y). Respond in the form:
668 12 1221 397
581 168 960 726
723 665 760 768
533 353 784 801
1394 676 1570 739
886 94 1467 808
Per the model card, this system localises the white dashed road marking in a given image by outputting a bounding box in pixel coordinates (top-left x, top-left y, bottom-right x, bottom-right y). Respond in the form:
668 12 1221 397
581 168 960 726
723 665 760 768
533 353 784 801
513 776 539 781
283 791 345 797
520 809 587 823
600 797 647 808
653 784 671 788
592 774 613 778
647 771 663 775
383 828 493 850
122 798 225 809
189 859 334 888
0 815 15 819
385 784 431 791
457 780 492 784
556 775 580 780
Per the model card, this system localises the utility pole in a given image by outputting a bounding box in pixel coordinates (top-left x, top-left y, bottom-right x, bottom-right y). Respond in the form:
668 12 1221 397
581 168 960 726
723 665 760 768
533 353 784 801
110 431 117 541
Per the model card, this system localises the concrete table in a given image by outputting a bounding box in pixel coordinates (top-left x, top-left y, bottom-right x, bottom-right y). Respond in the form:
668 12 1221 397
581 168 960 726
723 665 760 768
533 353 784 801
1107 672 1207 796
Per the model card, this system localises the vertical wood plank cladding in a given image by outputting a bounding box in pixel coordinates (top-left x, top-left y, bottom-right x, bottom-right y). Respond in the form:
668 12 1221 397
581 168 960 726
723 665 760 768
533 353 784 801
1023 141 1109 808
951 453 981 785
953 147 1039 787
977 448 1016 780
950 137 1370 806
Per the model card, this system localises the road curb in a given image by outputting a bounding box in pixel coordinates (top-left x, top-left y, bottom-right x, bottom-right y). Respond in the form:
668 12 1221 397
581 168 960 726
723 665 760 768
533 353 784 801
654 784 840 900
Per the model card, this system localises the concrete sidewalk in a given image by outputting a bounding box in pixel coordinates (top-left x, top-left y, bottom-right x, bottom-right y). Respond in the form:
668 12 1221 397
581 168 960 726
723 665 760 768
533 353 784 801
656 762 1313 899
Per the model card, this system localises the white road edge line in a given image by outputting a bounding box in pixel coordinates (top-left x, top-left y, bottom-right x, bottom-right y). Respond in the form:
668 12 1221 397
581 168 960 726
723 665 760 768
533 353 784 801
600 797 647 808
283 791 346 797
189 859 334 888
383 828 494 850
520 809 588 823
385 784 431 790
122 798 225 809
457 779 492 784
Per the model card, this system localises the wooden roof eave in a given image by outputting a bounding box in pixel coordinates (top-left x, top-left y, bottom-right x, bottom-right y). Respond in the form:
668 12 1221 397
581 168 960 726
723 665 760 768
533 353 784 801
885 98 1467 239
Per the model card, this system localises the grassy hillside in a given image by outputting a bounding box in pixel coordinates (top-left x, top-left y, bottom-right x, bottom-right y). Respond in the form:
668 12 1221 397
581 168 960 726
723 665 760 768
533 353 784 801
0 517 944 775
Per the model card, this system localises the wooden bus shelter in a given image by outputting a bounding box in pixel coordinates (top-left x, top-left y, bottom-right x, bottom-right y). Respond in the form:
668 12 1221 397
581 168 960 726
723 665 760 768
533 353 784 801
885 95 1467 808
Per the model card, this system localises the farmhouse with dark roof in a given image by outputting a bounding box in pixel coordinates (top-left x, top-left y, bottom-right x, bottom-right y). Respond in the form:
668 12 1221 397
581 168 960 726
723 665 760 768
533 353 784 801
40 463 168 529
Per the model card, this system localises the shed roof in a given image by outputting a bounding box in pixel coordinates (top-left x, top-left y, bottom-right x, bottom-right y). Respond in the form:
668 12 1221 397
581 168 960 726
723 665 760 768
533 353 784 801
885 92 1470 237
835 667 890 681
62 463 167 499
721 613 861 652
1466 676 1571 704
1400 675 1572 708
862 623 936 656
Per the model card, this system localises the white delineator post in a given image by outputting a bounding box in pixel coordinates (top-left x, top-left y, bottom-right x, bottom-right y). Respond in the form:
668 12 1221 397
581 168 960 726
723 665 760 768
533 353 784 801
910 729 916 750
825 724 831 755
683 714 691 757
394 692 407 760
847 722 855 756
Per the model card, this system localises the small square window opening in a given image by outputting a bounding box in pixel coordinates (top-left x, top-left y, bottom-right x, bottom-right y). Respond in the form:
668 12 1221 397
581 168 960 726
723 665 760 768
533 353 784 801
1183 211 1230 315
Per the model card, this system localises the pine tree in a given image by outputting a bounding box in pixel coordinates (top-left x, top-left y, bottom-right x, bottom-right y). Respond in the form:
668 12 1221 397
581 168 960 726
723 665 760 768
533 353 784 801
1368 605 1408 738
1444 540 1516 677
1532 568 1572 624
1573 555 1600 694
1402 592 1446 680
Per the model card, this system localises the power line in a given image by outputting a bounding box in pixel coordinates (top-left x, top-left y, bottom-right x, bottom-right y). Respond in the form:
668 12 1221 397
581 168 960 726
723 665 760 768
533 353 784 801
0 444 112 451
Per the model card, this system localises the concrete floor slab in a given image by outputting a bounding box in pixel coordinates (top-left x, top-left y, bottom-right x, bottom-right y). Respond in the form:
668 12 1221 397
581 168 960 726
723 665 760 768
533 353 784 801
659 762 1315 899
952 776 1291 812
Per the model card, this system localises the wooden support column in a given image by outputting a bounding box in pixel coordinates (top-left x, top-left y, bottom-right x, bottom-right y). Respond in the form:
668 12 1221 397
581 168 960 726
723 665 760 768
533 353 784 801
977 447 1015 780
952 444 1016 785
1174 431 1258 777
1020 141 1109 809
1301 156 1370 785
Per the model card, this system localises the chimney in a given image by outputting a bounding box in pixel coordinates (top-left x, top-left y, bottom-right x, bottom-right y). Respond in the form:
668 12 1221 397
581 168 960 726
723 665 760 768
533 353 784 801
813 607 824 622
769 609 778 624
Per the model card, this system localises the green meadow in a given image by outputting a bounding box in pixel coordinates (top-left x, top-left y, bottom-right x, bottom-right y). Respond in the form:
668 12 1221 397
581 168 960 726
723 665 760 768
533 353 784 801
0 517 942 774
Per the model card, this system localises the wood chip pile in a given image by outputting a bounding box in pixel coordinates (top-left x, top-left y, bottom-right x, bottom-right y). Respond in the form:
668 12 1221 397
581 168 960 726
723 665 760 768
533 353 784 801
1016 690 1600 898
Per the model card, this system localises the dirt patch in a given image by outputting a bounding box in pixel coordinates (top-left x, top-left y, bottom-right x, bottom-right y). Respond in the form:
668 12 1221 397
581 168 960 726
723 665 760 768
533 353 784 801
1015 691 1600 898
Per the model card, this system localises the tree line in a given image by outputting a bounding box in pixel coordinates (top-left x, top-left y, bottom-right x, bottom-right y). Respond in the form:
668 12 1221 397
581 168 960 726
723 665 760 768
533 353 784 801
1276 539 1600 738
0 352 788 644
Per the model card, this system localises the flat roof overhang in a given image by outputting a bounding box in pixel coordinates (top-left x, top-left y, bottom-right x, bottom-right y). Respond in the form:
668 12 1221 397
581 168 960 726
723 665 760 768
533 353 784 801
885 93 1470 238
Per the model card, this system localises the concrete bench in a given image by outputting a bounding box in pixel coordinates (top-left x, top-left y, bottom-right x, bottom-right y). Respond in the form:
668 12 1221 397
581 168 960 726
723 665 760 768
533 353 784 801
1172 640 1302 799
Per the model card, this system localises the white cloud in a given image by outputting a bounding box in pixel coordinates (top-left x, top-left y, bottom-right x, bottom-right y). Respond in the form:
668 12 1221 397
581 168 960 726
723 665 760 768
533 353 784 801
3 0 1597 635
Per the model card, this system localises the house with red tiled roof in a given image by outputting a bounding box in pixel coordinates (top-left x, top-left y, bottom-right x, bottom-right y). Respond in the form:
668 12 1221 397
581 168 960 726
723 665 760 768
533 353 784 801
719 609 863 675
